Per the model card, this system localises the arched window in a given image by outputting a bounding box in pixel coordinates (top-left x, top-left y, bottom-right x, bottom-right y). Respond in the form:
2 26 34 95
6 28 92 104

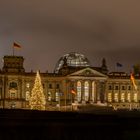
77 81 81 102
9 82 17 88
84 81 89 102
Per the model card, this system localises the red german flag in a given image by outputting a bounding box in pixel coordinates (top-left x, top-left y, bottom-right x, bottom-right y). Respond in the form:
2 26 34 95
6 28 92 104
13 42 21 48
130 73 137 90
71 89 76 95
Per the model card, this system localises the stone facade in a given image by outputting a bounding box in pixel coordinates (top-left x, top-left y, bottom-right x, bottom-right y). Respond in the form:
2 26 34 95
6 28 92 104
0 55 139 110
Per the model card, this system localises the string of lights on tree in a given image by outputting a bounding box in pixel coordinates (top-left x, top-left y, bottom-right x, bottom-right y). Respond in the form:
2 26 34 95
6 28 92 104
29 71 46 110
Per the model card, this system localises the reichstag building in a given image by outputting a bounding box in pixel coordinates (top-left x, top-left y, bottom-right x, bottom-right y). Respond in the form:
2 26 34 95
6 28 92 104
0 52 139 110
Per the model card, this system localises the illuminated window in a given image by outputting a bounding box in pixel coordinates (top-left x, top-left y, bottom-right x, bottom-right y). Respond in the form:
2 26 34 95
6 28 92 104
77 81 81 102
0 88 2 99
26 91 30 101
84 81 89 101
9 88 17 99
48 92 52 101
108 93 112 102
121 93 125 102
92 82 96 102
134 93 137 102
11 102 16 109
10 93 15 99
26 83 30 88
56 92 59 101
127 93 131 102
114 93 118 102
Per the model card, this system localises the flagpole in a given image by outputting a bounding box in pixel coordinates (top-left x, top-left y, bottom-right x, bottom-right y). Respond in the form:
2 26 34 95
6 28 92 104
130 77 132 110
13 46 14 56
13 42 22 56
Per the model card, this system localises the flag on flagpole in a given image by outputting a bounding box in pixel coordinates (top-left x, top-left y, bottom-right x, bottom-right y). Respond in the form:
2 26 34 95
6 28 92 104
130 73 137 90
71 89 76 95
13 42 21 48
116 62 123 67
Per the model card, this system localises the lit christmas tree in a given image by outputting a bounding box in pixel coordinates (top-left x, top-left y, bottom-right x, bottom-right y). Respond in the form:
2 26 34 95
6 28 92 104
29 71 46 110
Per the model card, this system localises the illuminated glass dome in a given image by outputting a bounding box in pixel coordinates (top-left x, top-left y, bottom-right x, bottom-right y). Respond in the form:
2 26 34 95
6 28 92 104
54 52 90 73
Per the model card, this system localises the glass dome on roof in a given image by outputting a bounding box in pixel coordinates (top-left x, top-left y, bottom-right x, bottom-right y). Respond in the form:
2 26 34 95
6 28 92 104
54 52 90 73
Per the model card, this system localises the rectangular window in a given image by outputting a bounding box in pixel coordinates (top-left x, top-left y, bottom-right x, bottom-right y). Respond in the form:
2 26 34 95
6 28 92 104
128 86 131 90
10 93 15 99
121 93 125 102
122 86 125 90
114 93 118 102
55 92 59 101
134 93 137 102
56 84 59 89
108 85 112 90
26 83 30 88
108 93 112 102
0 88 2 99
26 91 30 101
48 92 52 101
115 86 119 90
49 84 52 89
127 93 131 102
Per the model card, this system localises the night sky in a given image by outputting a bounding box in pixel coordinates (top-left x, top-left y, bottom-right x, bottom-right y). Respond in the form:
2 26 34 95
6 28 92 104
0 0 140 73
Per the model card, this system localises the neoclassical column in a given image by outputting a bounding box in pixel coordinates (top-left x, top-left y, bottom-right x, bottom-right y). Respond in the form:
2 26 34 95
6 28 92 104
92 81 97 103
21 79 25 99
70 80 76 103
66 80 71 100
100 81 106 103
21 79 25 108
73 80 78 103
89 80 92 103
90 80 96 104
96 80 106 103
96 81 101 103
81 81 85 104
104 81 108 103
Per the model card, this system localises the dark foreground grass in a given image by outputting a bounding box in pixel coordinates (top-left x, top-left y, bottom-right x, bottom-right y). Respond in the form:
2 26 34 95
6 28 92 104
0 109 140 140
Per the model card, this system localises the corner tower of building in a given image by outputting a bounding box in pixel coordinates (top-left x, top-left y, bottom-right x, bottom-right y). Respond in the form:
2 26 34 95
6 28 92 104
2 55 25 73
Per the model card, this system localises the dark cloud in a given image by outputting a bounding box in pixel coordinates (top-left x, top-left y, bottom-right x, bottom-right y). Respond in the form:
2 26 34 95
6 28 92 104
0 0 140 73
